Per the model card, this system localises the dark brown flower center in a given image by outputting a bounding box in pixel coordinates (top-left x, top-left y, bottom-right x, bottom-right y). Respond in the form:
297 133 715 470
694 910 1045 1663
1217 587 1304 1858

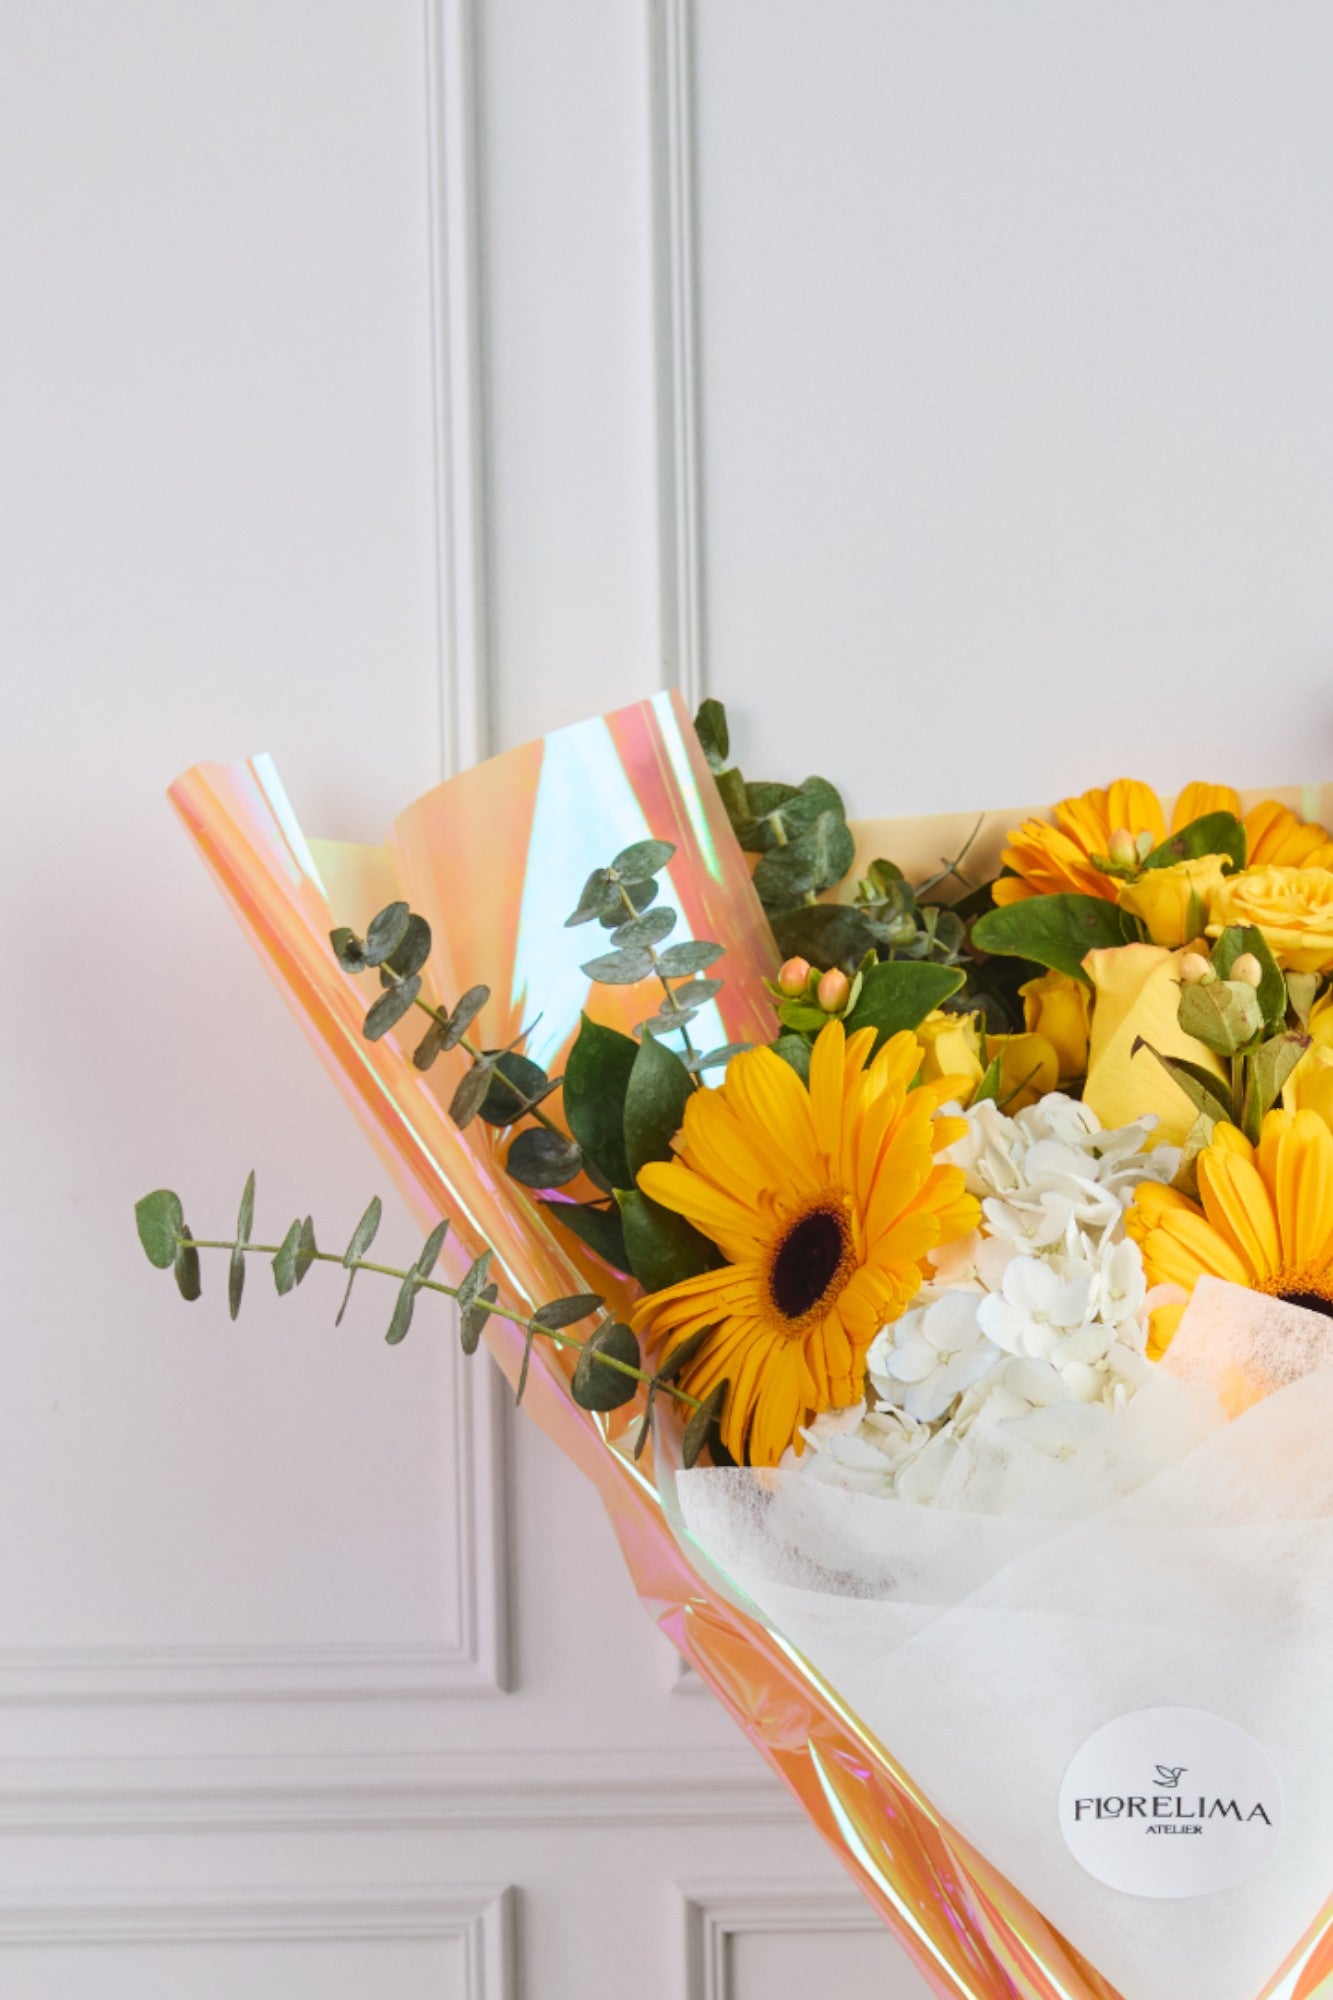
1278 1288 1333 1320
771 1208 846 1322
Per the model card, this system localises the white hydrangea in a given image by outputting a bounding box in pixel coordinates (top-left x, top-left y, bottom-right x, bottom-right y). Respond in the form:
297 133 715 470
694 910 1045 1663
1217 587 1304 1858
791 1092 1178 1500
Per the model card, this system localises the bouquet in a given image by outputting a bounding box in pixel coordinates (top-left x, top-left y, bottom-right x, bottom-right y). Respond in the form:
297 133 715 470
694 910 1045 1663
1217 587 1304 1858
139 690 1333 1999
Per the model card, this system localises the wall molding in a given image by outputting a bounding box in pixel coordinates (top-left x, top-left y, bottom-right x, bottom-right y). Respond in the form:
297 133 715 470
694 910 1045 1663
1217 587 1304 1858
682 1884 884 2000
0 1747 789 1834
650 0 706 710
0 1883 515 1993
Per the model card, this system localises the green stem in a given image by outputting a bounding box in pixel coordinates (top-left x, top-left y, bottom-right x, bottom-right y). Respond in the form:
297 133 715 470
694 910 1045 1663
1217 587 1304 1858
178 1236 703 1410
381 967 564 1134
616 880 700 1066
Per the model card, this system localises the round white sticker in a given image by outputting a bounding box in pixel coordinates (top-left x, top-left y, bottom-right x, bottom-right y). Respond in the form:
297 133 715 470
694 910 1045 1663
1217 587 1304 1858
1060 1707 1282 1899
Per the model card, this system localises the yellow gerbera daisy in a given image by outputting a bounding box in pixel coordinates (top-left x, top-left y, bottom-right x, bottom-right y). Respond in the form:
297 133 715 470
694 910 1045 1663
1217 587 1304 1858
1128 1110 1333 1356
993 781 1333 908
630 1021 980 1466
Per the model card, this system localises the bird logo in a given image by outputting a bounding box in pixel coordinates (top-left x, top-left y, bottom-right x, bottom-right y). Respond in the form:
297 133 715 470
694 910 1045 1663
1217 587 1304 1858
1155 1765 1188 1788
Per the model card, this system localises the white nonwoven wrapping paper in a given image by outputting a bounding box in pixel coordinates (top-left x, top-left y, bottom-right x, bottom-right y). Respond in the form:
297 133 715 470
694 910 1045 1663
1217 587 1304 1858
673 1283 1333 2000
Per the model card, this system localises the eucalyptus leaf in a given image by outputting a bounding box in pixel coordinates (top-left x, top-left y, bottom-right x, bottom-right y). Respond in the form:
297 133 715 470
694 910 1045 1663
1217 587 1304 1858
624 1033 693 1178
843 960 966 1050
273 1219 304 1296
363 901 412 968
173 1234 202 1303
661 976 723 1012
383 912 432 980
971 895 1146 983
617 1189 721 1292
385 1274 417 1346
294 1216 317 1284
362 974 421 1041
336 1196 382 1326
656 940 724 977
598 878 658 927
580 946 655 985
768 902 876 974
412 1018 448 1071
771 1032 813 1081
532 1292 604 1330
135 1189 184 1270
753 810 855 907
570 1321 641 1412
330 926 368 973
563 1017 639 1190
1140 812 1246 876
449 1058 495 1130
612 838 675 884
565 868 619 927
506 1126 584 1188
459 1279 498 1356
478 1050 547 1126
611 907 677 949
693 697 730 770
689 1041 752 1073
415 1219 450 1279
441 985 489 1050
456 1249 494 1331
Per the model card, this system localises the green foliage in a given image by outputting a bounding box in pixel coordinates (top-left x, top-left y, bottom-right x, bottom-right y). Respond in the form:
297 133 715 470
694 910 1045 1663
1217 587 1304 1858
771 1033 812 1082
505 1127 584 1188
228 1170 255 1322
1139 812 1246 875
693 701 856 927
1211 925 1286 1033
336 1196 382 1325
971 894 1146 983
843 961 966 1051
1240 1033 1310 1141
362 976 422 1040
1177 978 1265 1057
571 1322 642 1411
541 1198 629 1271
624 1034 694 1179
618 1189 721 1293
478 1052 548 1126
682 1381 729 1469
564 1017 639 1190
769 902 876 974
1133 1040 1236 1124
135 1189 184 1270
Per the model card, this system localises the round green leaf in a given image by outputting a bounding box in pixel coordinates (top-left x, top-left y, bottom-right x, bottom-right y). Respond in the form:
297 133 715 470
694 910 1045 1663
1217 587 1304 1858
571 1321 641 1411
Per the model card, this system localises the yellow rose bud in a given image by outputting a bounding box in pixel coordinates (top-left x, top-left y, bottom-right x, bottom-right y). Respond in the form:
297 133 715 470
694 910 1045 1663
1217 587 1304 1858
1230 951 1263 988
778 955 812 996
816 967 851 1013
1208 866 1333 974
1083 943 1228 1145
1178 951 1212 985
1018 969 1092 1084
916 1009 986 1102
983 1031 1060 1111
1115 854 1231 949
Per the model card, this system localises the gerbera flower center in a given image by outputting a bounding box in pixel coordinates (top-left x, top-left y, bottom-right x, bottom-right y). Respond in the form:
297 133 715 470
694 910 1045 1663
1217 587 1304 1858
770 1206 850 1323
1274 1281 1333 1321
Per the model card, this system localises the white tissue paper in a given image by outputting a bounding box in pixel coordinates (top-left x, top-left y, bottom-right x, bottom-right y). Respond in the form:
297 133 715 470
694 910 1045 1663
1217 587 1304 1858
672 1278 1333 2000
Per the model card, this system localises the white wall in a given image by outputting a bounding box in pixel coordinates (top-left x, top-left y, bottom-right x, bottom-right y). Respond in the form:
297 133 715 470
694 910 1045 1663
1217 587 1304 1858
5 2 1332 1995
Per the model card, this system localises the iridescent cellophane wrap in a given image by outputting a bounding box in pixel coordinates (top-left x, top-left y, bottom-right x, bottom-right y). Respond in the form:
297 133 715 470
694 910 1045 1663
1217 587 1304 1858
170 691 1333 2000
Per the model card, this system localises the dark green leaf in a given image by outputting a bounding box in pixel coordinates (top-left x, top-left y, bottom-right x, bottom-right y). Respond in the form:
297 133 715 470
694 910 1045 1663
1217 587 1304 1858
714 767 750 831
541 1198 630 1271
456 1250 495 1354
624 1033 693 1179
618 1189 721 1292
753 811 855 908
173 1233 201 1302
441 985 489 1051
844 960 966 1050
532 1292 604 1330
742 779 799 824
415 1220 450 1279
1140 812 1246 876
363 902 412 967
459 1279 497 1356
1212 925 1287 1033
571 1321 642 1411
449 1059 495 1130
597 878 658 928
971 1054 1005 1105
581 946 655 985
1244 1032 1311 1127
363 975 421 1040
688 1041 751 1073
564 1017 639 1190
612 907 677 949
329 927 368 973
228 1249 245 1321
771 1033 812 1082
971 895 1147 983
655 1324 714 1384
294 1216 317 1284
693 697 730 769
506 1126 584 1188
382 912 432 980
385 1274 417 1345
743 777 847 856
612 838 675 884
656 940 724 977
768 902 876 973
336 1196 382 1325
135 1189 184 1270
478 1050 548 1126
682 1380 729 1469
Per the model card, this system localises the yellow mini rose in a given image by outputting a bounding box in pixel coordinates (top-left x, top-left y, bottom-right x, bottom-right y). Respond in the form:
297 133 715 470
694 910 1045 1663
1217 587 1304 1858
1115 854 1230 949
1207 866 1333 974
1082 943 1227 1145
1283 988 1333 1129
1019 968 1092 1083
984 1031 1059 1111
915 1009 1058 1111
916 1009 987 1095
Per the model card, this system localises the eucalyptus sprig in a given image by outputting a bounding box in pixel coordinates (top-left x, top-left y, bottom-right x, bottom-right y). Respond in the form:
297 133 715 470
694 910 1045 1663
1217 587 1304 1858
133 1180 729 1465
